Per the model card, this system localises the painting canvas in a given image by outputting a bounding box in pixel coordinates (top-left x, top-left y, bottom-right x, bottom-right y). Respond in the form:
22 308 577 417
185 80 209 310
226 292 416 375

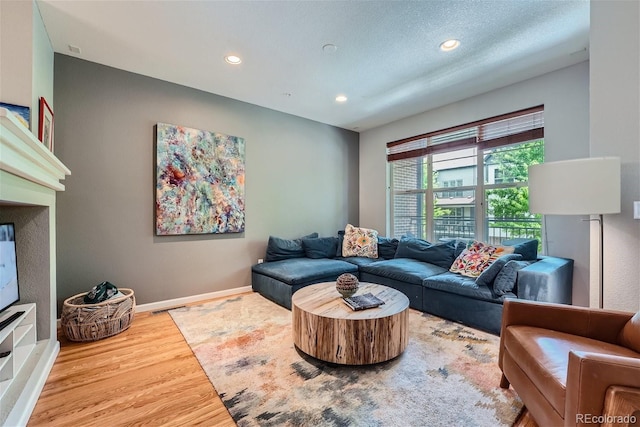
0 102 30 129
156 123 245 235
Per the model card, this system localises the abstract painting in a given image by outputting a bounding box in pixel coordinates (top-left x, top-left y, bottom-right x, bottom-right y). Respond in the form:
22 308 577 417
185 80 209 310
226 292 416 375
156 123 245 235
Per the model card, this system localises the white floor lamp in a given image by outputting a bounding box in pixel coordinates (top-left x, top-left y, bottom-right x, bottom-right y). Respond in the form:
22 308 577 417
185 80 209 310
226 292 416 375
528 157 621 309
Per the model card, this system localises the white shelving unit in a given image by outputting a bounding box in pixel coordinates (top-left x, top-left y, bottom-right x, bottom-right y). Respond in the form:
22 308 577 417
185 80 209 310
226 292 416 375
0 108 70 426
0 304 37 402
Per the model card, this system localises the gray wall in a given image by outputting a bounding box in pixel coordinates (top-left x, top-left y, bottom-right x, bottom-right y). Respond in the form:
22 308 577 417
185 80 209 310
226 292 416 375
589 0 640 311
54 55 359 308
359 62 592 306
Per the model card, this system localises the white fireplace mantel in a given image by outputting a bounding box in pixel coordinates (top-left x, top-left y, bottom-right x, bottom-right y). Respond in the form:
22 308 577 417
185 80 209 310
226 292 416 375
0 107 70 425
0 107 70 193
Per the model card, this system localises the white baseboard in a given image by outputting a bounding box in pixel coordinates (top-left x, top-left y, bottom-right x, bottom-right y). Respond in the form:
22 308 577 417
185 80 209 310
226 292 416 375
135 285 253 313
56 286 253 326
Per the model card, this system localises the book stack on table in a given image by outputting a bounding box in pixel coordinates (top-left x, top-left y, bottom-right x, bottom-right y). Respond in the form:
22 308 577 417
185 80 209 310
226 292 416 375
342 293 385 311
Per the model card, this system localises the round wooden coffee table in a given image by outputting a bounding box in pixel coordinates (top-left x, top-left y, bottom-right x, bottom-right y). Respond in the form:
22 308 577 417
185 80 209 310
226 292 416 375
292 282 409 365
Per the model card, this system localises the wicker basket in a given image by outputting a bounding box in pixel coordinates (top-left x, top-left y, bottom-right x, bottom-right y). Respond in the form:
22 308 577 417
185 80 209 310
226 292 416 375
61 288 135 342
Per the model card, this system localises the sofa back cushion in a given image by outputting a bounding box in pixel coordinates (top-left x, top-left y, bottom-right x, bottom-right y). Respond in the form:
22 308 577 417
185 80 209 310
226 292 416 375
265 233 318 262
378 236 399 259
619 311 640 353
502 238 539 261
302 237 339 259
336 230 345 257
394 237 457 269
394 236 430 259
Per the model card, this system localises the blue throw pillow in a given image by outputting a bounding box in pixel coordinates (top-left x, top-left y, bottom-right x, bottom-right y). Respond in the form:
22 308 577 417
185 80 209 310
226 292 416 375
302 237 338 259
493 260 534 296
502 238 539 261
265 233 319 262
475 253 523 288
378 236 399 259
395 237 456 269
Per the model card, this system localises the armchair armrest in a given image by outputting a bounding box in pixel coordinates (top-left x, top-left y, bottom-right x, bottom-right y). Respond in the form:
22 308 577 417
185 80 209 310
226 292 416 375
500 299 633 344
565 351 640 426
516 256 573 304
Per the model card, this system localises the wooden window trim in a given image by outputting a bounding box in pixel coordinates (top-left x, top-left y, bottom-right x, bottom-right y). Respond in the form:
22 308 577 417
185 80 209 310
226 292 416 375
387 105 543 161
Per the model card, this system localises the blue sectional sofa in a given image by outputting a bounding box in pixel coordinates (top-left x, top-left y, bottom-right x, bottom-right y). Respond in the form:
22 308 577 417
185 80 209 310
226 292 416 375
251 232 573 335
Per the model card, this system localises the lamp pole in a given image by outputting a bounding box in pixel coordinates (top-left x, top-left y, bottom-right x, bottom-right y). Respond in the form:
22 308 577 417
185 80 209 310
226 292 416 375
598 214 604 309
584 215 605 309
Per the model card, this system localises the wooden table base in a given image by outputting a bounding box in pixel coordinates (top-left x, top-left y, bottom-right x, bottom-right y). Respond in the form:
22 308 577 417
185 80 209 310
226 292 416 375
292 282 409 365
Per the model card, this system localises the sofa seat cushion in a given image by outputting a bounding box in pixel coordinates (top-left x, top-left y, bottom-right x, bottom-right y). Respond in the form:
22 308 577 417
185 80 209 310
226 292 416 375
504 325 640 417
360 258 447 285
338 256 380 268
252 258 358 285
422 272 497 302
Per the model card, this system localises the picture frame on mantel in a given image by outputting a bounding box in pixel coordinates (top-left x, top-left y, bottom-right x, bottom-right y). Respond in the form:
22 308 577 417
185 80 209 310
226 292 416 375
38 97 54 151
0 102 30 130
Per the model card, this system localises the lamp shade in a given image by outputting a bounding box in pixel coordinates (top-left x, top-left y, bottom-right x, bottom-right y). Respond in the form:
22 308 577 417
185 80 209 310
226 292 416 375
528 157 621 215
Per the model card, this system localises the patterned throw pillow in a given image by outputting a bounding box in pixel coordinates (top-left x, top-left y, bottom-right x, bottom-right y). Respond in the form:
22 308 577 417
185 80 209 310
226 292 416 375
486 244 516 263
449 241 512 278
342 224 379 258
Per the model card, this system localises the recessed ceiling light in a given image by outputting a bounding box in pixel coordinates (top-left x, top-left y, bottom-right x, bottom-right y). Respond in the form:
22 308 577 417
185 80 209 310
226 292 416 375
322 43 338 54
439 39 460 52
335 95 348 103
225 55 242 65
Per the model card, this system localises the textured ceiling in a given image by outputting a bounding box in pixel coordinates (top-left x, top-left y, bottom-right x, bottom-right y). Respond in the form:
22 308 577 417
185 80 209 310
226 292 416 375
37 0 590 131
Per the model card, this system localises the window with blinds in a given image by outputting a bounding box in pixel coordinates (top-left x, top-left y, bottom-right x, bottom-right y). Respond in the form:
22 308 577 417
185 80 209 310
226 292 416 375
387 106 544 244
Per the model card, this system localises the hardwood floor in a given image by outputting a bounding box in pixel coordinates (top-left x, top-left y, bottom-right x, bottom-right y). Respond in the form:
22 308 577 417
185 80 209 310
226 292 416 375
514 409 539 427
28 297 536 427
28 306 235 426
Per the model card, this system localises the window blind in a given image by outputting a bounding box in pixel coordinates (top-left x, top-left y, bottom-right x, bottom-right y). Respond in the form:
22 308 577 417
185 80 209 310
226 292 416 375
386 105 544 162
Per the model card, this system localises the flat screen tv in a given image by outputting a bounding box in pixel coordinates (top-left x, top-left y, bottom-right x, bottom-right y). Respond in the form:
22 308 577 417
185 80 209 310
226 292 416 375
0 223 19 315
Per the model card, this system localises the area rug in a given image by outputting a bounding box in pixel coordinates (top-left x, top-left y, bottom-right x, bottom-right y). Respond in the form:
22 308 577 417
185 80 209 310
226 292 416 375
169 293 522 427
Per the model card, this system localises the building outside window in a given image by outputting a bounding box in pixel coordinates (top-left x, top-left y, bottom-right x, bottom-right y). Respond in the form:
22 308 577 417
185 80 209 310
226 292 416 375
388 106 544 245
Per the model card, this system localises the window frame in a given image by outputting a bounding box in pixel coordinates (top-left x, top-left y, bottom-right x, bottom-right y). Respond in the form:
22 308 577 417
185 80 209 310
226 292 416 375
387 106 544 242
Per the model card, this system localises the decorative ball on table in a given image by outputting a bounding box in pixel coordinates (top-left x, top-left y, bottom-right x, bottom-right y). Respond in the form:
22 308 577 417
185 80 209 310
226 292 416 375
336 273 359 298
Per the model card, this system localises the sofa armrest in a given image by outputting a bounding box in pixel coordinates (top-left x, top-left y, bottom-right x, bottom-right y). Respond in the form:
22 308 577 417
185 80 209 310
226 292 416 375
516 256 573 304
565 351 640 426
500 299 633 344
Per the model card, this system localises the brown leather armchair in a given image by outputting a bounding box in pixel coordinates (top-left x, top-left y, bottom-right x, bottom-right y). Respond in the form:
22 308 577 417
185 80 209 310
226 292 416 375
499 299 640 426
